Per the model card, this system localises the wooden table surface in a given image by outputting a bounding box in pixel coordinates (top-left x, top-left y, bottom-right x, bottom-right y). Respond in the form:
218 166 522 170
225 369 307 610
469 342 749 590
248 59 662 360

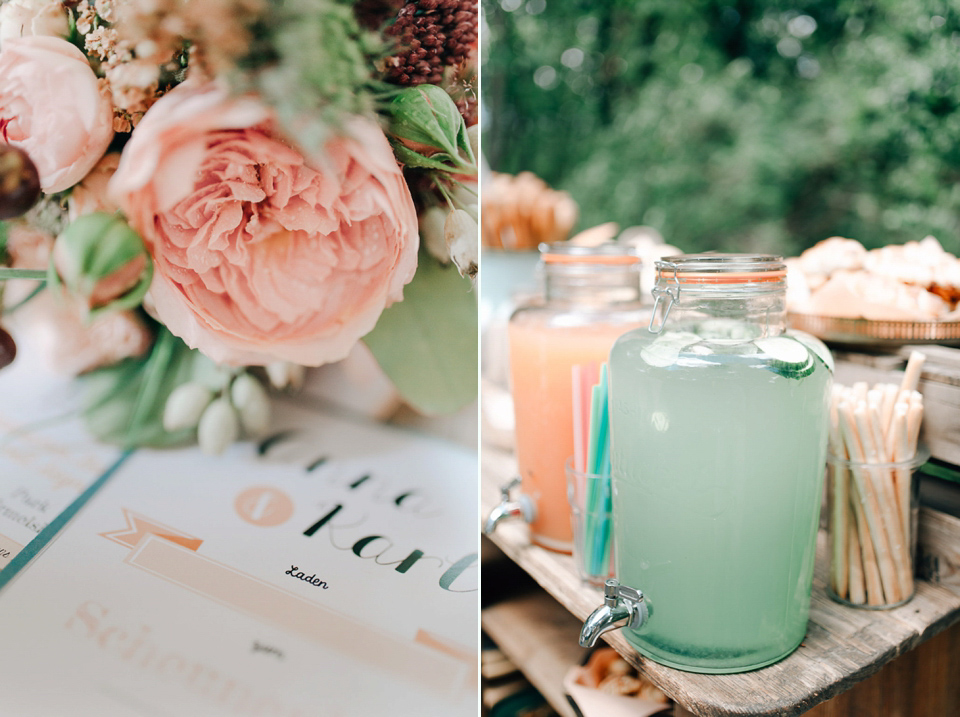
482 446 960 717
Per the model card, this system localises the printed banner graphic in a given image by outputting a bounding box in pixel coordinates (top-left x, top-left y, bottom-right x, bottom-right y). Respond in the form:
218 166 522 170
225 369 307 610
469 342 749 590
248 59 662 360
103 509 468 694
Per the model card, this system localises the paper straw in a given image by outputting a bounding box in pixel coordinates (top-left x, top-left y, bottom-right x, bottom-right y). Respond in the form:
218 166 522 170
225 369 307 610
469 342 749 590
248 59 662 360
900 351 926 395
850 480 884 605
828 396 849 598
847 520 866 605
855 405 908 602
586 385 601 479
572 364 584 473
852 382 869 404
880 383 899 439
842 403 900 603
890 404 914 599
581 364 613 578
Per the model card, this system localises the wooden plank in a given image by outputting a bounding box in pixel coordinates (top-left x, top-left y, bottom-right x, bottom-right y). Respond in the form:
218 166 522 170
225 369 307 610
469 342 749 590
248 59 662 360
482 446 960 717
805 620 960 716
917 507 960 588
482 589 586 717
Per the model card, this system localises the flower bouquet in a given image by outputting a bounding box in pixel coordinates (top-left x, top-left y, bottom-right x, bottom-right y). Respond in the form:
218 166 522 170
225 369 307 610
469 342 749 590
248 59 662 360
0 0 478 453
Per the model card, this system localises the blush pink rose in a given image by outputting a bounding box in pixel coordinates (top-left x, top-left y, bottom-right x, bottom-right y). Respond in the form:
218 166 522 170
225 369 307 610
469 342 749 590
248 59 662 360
108 82 419 366
0 36 114 193
5 225 152 375
68 152 121 220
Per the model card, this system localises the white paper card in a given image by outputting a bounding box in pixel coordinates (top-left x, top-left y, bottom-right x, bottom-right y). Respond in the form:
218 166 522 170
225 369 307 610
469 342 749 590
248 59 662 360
0 356 122 568
0 399 478 716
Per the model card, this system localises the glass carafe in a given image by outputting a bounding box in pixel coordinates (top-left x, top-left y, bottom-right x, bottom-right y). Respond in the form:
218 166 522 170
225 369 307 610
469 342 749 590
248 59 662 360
582 254 833 673
488 243 645 552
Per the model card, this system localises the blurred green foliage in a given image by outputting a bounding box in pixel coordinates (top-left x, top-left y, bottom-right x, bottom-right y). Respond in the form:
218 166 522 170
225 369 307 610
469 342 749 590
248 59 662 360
482 0 960 256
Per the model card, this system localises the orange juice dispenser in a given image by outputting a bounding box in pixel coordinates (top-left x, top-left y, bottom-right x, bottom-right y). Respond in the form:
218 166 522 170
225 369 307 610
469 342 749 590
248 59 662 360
484 243 645 552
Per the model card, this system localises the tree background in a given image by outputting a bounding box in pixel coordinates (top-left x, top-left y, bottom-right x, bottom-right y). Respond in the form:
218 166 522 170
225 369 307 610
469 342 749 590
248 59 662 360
482 0 960 257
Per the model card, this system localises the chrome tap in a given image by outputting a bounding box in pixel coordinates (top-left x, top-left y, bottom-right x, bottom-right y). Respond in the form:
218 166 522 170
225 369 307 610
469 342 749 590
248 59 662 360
483 477 535 535
580 579 648 647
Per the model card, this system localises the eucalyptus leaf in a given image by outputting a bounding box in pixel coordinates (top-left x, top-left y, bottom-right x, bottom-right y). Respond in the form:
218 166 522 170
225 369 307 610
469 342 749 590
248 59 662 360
80 328 200 448
363 255 477 416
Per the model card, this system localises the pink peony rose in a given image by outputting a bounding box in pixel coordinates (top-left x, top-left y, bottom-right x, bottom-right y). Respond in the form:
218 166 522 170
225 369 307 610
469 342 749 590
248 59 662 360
68 152 121 221
108 82 419 366
0 36 114 193
5 225 152 375
0 0 69 46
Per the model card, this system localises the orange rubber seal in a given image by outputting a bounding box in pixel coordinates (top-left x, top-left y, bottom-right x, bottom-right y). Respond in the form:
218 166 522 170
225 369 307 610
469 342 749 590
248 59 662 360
661 270 786 284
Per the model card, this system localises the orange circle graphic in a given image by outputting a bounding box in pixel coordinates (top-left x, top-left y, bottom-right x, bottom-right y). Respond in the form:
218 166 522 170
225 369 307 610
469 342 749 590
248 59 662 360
234 486 294 527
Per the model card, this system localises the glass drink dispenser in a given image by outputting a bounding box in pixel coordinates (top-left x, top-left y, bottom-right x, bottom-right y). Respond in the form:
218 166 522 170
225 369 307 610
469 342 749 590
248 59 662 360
580 254 832 673
484 243 645 551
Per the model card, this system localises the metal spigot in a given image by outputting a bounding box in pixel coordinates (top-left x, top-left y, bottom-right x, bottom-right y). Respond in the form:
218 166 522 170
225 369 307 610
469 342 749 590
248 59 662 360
483 477 535 535
580 579 648 647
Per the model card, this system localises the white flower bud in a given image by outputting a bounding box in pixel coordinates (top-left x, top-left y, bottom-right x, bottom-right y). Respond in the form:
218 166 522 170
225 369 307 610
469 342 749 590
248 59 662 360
420 206 451 264
0 0 69 46
266 361 291 389
266 361 305 390
287 364 305 390
162 382 213 432
197 398 239 456
230 374 271 436
444 209 478 280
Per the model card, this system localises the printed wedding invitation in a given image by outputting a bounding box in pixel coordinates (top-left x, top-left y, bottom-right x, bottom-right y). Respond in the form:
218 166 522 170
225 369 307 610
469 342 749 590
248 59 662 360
0 356 123 570
0 398 477 716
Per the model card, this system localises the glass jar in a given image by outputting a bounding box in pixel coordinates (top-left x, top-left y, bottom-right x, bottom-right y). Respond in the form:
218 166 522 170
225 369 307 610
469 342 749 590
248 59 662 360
500 243 646 552
584 254 833 673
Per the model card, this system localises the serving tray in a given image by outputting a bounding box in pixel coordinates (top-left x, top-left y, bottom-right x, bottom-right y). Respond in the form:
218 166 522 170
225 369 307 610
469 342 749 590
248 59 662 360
788 312 960 346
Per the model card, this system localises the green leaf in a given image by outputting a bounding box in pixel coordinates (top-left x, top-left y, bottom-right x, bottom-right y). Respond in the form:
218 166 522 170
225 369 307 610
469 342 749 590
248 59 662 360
80 328 201 448
0 267 45 281
390 142 467 172
363 255 477 416
86 259 153 321
388 86 463 158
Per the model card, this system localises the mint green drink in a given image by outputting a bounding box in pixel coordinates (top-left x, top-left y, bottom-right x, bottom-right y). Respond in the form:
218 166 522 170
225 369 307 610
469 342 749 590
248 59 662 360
608 322 832 673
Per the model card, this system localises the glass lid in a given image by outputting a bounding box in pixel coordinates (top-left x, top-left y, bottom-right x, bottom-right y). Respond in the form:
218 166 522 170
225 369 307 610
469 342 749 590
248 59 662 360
656 253 785 283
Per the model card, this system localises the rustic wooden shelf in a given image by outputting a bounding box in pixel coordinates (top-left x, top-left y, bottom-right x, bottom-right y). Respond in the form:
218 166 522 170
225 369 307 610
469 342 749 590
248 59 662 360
482 446 960 717
482 586 583 717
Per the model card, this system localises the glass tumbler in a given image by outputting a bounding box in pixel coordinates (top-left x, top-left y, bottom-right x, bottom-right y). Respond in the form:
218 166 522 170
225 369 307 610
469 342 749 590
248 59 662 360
566 458 615 586
826 448 928 608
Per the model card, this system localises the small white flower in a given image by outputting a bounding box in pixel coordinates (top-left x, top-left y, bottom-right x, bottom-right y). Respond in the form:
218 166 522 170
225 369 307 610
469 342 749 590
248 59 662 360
420 206 451 264
444 208 478 280
265 362 289 389
0 0 69 46
287 364 305 389
197 398 239 456
265 361 305 390
162 382 213 432
230 373 271 436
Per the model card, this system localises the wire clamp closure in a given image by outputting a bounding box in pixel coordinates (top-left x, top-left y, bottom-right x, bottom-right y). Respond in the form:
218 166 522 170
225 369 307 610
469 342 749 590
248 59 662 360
648 262 679 334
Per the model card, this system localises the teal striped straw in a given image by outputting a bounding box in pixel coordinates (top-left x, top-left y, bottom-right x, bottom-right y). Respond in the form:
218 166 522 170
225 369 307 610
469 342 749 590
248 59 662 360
583 363 612 577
